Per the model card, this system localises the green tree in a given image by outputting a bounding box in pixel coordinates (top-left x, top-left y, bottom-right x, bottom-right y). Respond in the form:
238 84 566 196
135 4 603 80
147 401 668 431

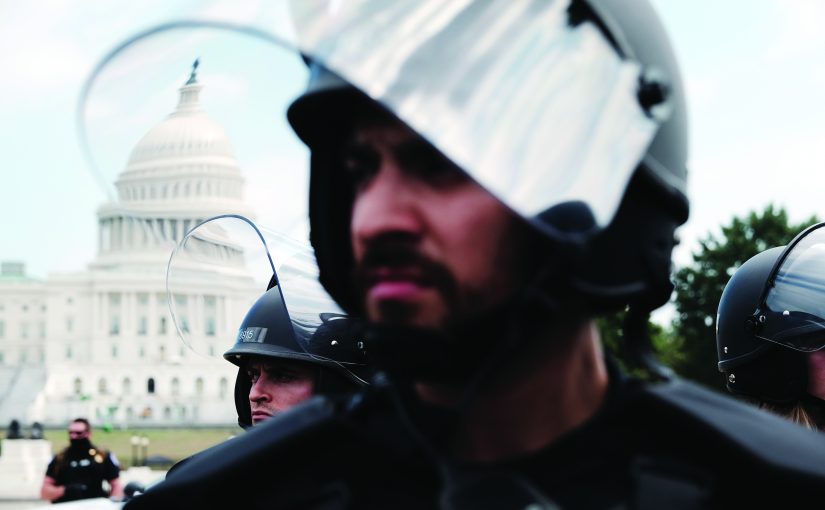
599 311 686 380
670 204 818 390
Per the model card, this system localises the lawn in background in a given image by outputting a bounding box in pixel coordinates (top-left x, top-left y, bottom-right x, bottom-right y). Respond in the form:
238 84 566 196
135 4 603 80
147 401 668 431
41 427 240 468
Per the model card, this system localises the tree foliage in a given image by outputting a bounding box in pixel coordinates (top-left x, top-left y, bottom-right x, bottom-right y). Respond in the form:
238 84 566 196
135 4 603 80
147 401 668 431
598 311 686 380
669 204 818 390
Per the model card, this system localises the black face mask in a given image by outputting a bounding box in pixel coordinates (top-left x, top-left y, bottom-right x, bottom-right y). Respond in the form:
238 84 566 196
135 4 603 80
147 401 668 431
69 437 91 451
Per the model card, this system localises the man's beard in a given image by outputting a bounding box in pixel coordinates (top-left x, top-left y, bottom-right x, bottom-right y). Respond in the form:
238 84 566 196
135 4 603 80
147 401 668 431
351 233 534 383
353 237 495 330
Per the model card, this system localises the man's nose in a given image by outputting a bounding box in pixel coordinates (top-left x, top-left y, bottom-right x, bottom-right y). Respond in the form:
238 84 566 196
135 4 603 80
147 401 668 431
351 164 423 246
248 377 271 403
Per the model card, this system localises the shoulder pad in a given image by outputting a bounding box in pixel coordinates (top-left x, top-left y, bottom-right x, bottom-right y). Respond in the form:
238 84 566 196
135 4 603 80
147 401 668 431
643 378 825 478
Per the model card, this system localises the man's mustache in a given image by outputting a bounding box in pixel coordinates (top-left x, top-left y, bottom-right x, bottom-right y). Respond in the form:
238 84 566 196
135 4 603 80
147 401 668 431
352 240 457 300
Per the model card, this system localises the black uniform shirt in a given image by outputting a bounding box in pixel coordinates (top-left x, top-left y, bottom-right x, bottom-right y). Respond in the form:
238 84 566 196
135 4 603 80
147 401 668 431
46 444 120 503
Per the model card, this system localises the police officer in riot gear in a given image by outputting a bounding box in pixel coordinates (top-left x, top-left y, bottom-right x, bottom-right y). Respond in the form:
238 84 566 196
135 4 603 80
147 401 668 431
226 284 369 429
128 1 825 508
718 224 825 429
165 214 371 430
164 214 370 478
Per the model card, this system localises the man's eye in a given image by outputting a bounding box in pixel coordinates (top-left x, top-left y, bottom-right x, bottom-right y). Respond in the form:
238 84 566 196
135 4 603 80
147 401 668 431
267 369 297 383
404 149 465 186
342 146 379 188
246 370 260 383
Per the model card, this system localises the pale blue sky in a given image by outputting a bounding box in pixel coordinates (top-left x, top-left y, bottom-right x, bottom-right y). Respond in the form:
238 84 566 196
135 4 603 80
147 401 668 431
1 1 824 326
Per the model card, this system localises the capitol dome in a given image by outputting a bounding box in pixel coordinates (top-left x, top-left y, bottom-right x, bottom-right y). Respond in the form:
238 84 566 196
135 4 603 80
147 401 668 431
97 61 253 261
114 61 244 205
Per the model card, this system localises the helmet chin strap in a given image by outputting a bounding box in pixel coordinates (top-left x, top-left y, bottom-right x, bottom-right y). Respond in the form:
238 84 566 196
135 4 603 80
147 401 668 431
234 368 253 430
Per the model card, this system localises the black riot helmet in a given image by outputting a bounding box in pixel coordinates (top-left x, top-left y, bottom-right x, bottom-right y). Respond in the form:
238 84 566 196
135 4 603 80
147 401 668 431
287 0 688 328
716 247 806 404
225 283 369 429
717 223 825 404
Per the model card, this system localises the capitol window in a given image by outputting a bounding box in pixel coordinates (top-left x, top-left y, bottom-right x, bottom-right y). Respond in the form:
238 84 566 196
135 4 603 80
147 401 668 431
66 345 72 359
98 378 108 395
123 377 131 395
65 317 73 333
172 377 180 396
219 377 228 398
109 316 120 336
137 316 148 336
111 345 118 359
73 378 82 395
204 295 216 336
174 294 189 332
147 377 156 394
109 293 121 336
195 377 204 396
0 320 4 338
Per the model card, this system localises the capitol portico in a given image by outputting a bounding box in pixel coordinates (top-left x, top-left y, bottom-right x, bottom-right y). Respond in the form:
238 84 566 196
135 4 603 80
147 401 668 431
0 64 262 427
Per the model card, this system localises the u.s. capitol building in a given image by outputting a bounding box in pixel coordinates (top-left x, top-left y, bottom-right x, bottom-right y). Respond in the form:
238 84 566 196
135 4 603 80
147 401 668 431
0 68 262 427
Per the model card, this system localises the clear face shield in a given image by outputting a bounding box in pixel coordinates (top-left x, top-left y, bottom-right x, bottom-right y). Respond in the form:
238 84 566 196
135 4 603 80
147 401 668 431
165 214 366 383
756 223 825 353
77 0 665 253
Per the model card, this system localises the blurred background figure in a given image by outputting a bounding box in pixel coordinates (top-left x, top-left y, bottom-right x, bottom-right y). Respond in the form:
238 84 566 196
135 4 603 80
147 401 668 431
30 421 44 440
717 223 825 430
6 419 23 439
40 418 124 503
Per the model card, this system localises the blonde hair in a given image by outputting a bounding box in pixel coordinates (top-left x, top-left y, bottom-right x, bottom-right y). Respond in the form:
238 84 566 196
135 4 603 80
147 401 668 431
758 401 819 431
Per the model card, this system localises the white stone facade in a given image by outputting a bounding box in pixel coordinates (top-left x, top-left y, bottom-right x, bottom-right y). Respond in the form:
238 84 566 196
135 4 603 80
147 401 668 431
0 69 262 427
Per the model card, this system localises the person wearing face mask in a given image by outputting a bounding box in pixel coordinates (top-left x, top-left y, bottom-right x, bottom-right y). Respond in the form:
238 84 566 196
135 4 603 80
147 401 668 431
40 418 124 503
